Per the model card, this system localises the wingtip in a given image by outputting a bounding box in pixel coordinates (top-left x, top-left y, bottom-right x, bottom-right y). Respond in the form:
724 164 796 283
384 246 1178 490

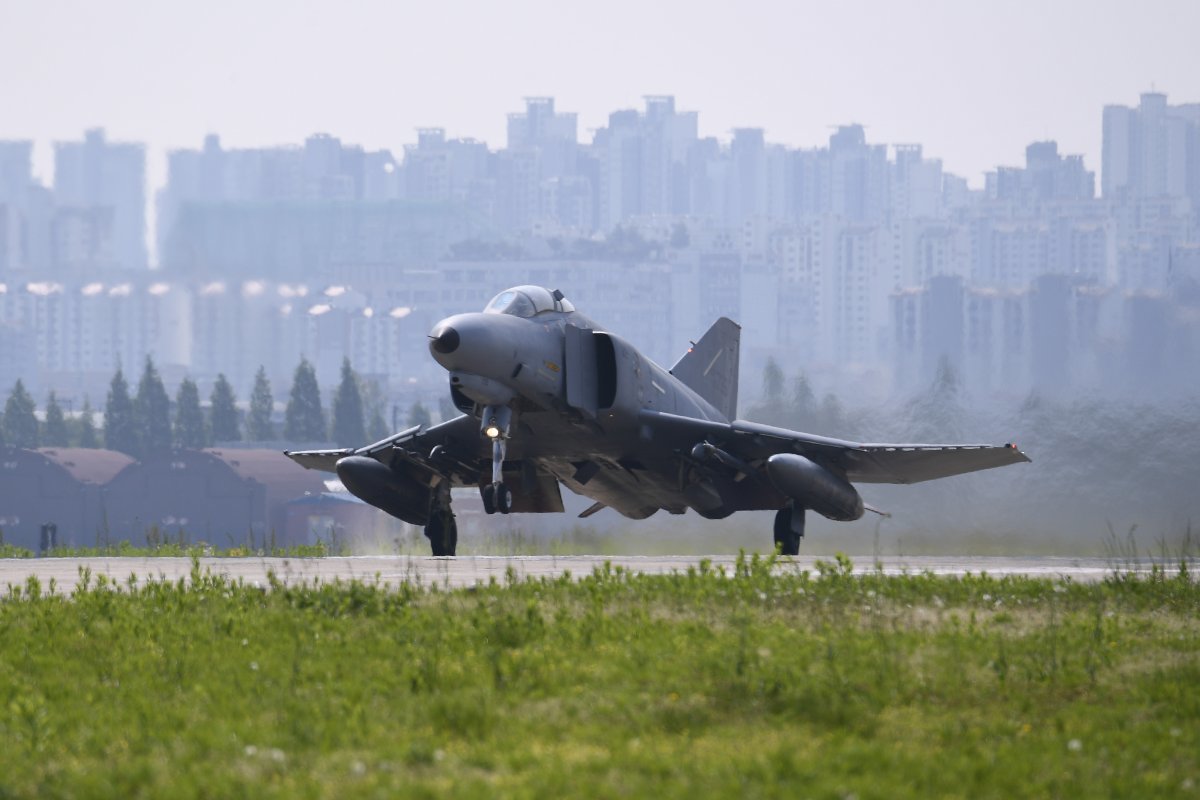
1005 442 1033 463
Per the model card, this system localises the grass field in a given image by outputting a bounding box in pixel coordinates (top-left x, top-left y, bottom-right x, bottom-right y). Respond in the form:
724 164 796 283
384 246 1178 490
0 540 341 560
0 555 1197 798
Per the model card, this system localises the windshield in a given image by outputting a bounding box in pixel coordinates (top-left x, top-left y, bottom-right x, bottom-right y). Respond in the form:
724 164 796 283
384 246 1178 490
484 289 537 318
483 286 575 317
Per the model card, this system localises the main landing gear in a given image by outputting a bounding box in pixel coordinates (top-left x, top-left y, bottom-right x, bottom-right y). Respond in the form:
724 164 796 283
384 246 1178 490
773 503 806 556
425 482 457 556
480 404 513 517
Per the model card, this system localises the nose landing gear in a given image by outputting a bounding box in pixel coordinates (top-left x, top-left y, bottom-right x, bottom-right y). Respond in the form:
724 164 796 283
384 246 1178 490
480 404 514 516
481 481 512 515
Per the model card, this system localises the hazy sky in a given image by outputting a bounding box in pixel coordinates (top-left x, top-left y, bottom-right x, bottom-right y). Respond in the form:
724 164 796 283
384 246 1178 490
3 0 1199 190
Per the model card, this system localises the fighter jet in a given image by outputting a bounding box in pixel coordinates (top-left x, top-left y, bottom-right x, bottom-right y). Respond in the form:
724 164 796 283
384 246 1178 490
286 285 1029 555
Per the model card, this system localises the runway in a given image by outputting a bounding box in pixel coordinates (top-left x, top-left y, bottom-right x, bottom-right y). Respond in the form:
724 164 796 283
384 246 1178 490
0 554 1171 594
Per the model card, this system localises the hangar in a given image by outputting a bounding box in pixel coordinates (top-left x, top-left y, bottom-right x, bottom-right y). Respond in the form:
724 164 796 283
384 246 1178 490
102 449 328 547
0 447 135 551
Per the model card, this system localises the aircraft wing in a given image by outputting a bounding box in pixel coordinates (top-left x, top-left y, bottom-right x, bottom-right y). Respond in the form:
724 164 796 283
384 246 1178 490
285 414 484 484
639 410 1030 485
286 414 563 512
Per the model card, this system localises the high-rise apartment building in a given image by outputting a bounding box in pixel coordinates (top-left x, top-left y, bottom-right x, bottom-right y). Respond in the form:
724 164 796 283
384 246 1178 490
0 141 35 272
0 141 56 273
593 97 698 228
1102 92 1200 205
828 125 890 224
53 129 146 270
988 141 1094 204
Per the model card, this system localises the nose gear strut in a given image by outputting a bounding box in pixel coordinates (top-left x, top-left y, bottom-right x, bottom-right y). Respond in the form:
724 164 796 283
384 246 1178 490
480 405 513 515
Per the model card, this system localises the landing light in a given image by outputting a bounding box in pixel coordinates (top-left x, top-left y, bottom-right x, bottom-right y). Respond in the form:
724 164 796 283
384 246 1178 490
485 425 501 439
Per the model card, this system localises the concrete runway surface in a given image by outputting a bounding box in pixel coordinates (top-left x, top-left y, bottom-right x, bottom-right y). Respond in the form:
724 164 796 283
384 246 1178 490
0 555 1172 594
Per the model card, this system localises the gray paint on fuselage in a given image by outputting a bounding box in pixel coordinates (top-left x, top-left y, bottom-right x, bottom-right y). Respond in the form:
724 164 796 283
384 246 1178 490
430 305 741 519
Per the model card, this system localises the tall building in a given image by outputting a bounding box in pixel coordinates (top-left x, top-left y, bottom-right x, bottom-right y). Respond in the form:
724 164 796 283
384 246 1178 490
988 141 1094 204
507 97 577 153
730 128 767 226
1102 92 1200 207
0 141 55 273
641 95 698 216
891 145 944 220
828 125 890 224
0 141 33 202
593 97 699 229
53 129 146 270
403 129 454 202
495 97 583 232
0 141 34 272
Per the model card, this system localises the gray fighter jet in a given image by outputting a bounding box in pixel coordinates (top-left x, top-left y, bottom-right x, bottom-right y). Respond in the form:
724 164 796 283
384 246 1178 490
286 285 1029 555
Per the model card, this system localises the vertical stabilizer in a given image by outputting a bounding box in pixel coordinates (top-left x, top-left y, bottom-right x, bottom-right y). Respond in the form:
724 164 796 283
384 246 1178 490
669 317 741 420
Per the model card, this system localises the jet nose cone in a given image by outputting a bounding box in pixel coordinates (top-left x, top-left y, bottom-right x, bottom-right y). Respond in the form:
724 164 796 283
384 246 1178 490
429 325 460 355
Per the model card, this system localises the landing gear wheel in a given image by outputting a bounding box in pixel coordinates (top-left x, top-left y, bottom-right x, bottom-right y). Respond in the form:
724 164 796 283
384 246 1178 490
496 482 512 515
773 505 804 556
425 508 458 556
481 483 496 515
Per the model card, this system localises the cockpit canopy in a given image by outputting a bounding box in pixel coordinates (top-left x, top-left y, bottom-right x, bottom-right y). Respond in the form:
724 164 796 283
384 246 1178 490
483 285 575 318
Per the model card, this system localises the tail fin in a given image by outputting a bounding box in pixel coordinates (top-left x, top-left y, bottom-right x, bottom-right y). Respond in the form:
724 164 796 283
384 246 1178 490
669 317 741 420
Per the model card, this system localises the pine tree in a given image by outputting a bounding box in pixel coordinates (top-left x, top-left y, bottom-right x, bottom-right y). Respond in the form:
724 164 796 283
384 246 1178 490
174 378 208 449
2 380 39 448
407 401 432 429
284 357 326 442
134 356 172 455
358 377 390 442
366 405 389 443
210 373 240 443
246 366 275 441
105 368 138 456
790 372 817 429
330 357 366 447
43 391 70 447
78 397 99 448
437 396 457 423
905 354 964 443
817 393 846 436
760 357 785 422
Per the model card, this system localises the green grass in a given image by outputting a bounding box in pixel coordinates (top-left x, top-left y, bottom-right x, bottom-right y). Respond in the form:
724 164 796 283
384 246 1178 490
0 542 34 558
0 555 1197 798
38 540 338 559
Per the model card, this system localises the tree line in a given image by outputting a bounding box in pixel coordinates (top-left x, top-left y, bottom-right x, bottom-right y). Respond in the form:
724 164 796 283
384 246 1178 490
0 357 436 456
744 355 1200 541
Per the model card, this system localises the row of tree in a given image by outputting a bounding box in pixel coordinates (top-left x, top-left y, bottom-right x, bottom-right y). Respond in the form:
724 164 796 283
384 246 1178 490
0 357 435 456
744 355 1200 540
745 355 978 446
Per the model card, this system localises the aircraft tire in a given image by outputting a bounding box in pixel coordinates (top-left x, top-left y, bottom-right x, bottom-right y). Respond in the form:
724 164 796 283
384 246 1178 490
481 483 496 515
426 508 458 556
444 514 458 556
773 506 802 556
496 483 512 515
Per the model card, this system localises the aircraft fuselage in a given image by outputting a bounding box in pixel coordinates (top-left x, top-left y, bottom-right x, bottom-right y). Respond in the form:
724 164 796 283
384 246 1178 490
427 302 754 520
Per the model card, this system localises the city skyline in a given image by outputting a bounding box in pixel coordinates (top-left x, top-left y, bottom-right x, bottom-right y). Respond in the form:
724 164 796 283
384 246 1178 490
4 0 1199 193
1 88 1184 267
2 86 1197 408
